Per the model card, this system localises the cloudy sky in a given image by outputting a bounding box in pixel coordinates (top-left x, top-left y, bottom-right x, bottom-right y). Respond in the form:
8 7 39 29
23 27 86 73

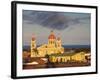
22 10 91 46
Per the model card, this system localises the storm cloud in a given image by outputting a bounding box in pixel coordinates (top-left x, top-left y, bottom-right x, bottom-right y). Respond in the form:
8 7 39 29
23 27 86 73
23 10 90 30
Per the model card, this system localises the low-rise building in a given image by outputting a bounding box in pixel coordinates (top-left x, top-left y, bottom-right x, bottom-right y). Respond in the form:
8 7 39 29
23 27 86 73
49 52 88 63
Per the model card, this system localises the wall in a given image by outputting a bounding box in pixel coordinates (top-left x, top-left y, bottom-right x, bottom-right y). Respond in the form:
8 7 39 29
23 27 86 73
0 0 99 80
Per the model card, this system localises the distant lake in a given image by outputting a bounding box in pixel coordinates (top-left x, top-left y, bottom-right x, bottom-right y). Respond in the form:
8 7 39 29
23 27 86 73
63 45 90 48
23 45 90 51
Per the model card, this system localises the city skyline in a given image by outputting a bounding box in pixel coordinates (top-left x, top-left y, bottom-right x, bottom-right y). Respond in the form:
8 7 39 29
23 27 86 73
22 10 91 46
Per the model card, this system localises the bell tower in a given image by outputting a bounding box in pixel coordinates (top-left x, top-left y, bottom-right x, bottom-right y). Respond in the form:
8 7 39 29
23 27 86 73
56 37 62 48
31 36 36 57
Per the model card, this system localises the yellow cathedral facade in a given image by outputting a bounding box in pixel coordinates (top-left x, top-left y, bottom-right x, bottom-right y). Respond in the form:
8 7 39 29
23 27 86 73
31 31 64 57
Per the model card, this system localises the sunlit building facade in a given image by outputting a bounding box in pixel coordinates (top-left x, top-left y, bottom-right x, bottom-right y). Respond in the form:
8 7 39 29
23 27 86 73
31 31 64 57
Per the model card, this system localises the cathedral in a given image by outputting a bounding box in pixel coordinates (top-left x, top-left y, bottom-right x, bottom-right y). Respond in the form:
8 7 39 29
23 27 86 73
30 31 64 57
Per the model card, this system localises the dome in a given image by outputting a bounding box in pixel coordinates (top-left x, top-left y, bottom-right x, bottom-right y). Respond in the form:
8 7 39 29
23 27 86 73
32 36 35 41
48 31 56 39
57 37 61 40
48 34 56 39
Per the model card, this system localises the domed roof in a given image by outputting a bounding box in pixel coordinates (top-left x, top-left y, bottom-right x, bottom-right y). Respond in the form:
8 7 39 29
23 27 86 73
57 37 61 40
32 35 35 41
48 34 56 39
48 31 56 39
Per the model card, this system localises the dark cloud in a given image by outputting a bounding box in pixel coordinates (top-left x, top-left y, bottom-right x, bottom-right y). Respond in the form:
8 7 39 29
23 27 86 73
23 10 90 30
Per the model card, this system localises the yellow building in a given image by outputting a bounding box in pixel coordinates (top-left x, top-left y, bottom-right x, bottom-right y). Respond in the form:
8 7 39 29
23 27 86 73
31 31 64 57
49 52 87 63
30 36 37 57
71 52 86 62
